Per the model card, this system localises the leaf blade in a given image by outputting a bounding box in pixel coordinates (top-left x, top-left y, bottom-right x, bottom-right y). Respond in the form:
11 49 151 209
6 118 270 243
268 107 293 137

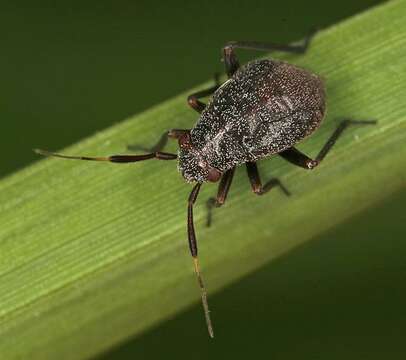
1 0 406 358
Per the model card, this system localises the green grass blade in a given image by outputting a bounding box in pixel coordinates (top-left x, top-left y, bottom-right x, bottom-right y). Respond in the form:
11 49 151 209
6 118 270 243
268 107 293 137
1 1 405 358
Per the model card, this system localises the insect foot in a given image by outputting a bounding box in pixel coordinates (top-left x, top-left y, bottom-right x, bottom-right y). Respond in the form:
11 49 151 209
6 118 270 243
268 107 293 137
306 159 319 169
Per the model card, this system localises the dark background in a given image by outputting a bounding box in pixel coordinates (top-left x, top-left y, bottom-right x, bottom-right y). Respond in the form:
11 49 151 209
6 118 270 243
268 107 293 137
3 1 404 359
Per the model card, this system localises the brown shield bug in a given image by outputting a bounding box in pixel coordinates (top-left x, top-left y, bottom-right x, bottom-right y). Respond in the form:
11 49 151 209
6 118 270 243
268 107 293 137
35 31 375 338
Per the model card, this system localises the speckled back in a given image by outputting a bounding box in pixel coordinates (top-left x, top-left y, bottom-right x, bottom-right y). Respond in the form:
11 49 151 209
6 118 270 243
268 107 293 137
190 59 326 172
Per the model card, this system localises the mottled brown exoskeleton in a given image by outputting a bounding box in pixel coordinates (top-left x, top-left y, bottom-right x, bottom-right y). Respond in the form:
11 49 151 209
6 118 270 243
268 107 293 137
35 32 375 338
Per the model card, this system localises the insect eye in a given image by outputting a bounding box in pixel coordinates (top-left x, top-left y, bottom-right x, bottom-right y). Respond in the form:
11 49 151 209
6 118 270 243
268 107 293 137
206 166 222 182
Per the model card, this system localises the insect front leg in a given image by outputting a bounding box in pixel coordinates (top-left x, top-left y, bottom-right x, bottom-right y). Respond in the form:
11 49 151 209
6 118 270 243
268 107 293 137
222 29 316 78
187 73 221 113
206 167 235 227
127 129 190 152
246 162 290 196
279 120 377 169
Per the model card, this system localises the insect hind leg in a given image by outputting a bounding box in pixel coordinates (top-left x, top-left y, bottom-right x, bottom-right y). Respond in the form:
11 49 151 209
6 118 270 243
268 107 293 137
279 119 377 169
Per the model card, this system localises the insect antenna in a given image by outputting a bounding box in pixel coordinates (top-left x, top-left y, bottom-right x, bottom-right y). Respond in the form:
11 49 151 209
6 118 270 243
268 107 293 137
33 148 177 162
188 183 214 338
193 256 214 338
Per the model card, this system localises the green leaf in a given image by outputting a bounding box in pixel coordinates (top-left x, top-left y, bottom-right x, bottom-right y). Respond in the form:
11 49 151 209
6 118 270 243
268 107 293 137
0 0 405 358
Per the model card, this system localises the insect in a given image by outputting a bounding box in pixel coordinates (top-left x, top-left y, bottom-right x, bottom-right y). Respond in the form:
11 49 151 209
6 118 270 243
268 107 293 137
35 32 375 338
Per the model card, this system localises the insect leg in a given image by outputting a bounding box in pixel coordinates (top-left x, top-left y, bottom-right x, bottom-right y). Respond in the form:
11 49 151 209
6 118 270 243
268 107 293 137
188 73 221 113
206 167 236 227
223 30 316 78
187 183 214 338
127 129 189 152
34 148 177 162
279 119 377 169
246 162 290 196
